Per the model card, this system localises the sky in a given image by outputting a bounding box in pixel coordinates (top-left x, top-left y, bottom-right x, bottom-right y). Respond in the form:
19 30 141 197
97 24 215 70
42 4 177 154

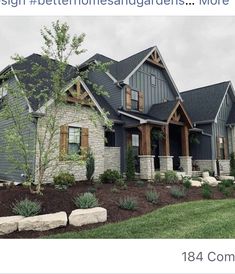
0 16 235 92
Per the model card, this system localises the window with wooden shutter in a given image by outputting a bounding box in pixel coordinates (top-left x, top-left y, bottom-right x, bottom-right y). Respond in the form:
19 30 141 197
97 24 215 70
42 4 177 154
224 137 228 159
81 128 89 154
138 91 144 112
126 86 132 111
217 136 227 159
60 125 68 160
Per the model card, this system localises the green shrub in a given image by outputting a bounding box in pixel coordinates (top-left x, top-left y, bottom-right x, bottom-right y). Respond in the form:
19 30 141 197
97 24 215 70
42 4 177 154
12 198 41 217
53 172 75 190
202 183 212 199
145 190 160 204
116 177 126 187
86 149 95 181
165 171 178 184
136 180 145 187
183 177 192 189
221 179 234 187
231 169 235 177
154 172 162 183
230 153 235 172
170 186 186 199
118 196 138 210
99 169 121 184
73 192 99 209
218 184 231 197
111 186 120 193
126 145 135 181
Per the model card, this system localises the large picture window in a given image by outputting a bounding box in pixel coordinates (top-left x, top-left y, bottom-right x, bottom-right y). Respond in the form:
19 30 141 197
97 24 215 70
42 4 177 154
131 90 139 111
68 127 81 155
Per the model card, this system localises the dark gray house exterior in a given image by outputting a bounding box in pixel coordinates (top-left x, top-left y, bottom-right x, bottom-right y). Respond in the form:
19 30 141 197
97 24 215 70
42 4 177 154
0 46 235 183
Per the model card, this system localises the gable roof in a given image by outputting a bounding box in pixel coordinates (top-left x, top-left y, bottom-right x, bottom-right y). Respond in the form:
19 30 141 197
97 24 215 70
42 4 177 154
109 47 155 81
181 81 231 123
148 100 178 121
12 53 77 111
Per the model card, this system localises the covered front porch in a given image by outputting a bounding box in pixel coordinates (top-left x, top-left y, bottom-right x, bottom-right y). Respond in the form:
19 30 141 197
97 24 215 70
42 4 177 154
125 100 193 180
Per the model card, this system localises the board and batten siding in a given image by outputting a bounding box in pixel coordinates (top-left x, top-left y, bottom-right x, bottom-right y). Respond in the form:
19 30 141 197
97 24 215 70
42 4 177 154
212 92 233 159
0 79 36 182
129 62 175 113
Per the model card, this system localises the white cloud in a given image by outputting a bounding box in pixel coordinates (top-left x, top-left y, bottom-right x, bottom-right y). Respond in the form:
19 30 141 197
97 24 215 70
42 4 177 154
1 16 235 91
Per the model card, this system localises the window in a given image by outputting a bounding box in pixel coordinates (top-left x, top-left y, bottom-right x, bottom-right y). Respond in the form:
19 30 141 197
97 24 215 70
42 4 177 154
68 127 81 155
151 74 156 86
105 131 115 147
219 137 225 159
132 134 139 147
131 90 139 111
0 86 7 99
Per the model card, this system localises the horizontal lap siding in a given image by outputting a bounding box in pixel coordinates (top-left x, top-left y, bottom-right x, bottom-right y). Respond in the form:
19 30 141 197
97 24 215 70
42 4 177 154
0 79 36 182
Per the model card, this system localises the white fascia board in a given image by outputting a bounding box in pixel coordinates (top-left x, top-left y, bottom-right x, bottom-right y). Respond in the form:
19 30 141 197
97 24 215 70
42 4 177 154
214 82 231 122
11 66 33 113
36 75 108 122
122 46 182 101
123 47 156 84
118 110 166 125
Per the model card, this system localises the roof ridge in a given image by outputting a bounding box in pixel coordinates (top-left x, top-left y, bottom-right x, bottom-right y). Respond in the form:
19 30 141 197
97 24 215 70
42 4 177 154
181 81 231 94
118 46 155 63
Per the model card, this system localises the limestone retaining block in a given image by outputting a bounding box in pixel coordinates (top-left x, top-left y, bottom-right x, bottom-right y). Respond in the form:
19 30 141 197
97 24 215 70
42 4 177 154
69 207 107 227
203 176 219 187
190 180 202 187
219 175 235 181
18 211 67 231
0 216 24 235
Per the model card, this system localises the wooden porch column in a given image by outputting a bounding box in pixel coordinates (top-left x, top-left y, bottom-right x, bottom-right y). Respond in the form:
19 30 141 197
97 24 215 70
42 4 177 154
162 125 170 156
138 124 152 155
181 125 189 156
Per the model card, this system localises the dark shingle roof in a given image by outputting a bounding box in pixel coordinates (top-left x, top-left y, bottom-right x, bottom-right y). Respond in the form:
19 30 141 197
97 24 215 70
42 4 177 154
109 47 155 81
79 53 117 69
181 82 230 123
85 70 121 121
12 53 77 111
148 100 178 121
227 103 235 125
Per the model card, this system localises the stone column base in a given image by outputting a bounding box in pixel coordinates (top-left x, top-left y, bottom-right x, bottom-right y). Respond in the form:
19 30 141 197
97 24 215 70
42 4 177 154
179 156 192 176
159 156 173 172
139 155 155 180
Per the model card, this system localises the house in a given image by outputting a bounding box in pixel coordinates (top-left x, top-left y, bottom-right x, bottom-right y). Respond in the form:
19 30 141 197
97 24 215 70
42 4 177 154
0 46 234 183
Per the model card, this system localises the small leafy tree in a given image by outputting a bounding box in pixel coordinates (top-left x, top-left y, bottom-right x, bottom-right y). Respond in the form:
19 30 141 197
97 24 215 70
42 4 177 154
86 149 95 181
230 153 235 173
126 145 135 181
0 20 112 194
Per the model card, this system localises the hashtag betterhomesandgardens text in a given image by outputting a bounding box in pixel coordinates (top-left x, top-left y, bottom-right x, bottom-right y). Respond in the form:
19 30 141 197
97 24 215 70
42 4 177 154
0 0 230 8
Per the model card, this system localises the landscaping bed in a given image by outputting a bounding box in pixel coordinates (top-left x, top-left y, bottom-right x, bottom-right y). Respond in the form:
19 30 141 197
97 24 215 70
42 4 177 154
0 180 232 238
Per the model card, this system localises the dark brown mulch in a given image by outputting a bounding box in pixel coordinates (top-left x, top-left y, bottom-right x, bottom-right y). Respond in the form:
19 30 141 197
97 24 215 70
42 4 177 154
0 181 229 238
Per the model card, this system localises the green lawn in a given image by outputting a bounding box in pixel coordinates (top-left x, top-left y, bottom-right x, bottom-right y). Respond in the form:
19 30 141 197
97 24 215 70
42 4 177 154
48 199 235 239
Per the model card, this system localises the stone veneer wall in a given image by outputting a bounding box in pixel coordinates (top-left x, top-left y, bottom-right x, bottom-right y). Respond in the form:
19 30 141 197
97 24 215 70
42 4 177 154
35 104 105 184
104 147 120 172
195 159 230 175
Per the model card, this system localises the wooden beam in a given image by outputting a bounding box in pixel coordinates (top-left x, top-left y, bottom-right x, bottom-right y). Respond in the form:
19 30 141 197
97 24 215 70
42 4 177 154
146 58 165 69
162 125 170 156
76 82 81 97
181 125 189 156
138 124 152 155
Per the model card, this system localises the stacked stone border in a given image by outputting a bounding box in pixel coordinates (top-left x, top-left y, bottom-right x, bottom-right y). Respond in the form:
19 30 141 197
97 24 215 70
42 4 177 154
0 207 107 236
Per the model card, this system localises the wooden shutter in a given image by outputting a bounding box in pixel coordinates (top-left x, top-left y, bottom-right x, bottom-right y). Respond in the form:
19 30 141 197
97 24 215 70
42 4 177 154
224 137 228 159
126 86 132 111
81 128 89 154
138 91 144 112
216 137 221 160
127 132 132 146
60 125 68 160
